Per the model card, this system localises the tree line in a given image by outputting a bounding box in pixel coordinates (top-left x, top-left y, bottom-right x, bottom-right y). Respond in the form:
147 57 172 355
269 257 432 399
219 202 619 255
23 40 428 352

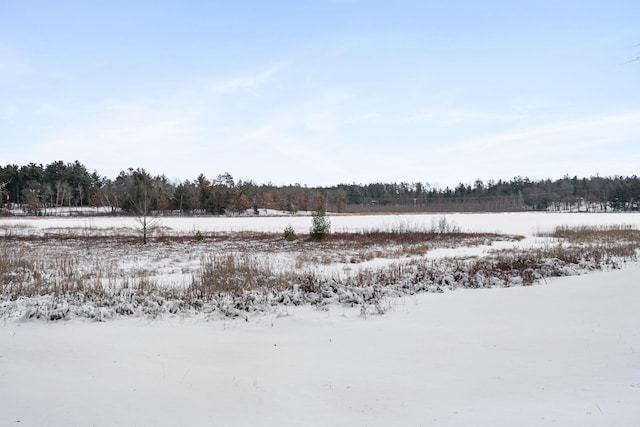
1 161 639 215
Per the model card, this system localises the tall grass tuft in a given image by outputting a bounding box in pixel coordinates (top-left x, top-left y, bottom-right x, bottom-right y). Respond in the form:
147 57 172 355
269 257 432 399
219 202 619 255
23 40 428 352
189 253 295 299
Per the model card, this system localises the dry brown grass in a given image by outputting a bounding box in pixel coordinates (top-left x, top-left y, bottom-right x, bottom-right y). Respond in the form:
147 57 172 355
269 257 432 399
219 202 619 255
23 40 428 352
2 224 639 315
540 225 640 244
189 253 296 298
323 230 521 247
0 242 161 300
291 230 522 267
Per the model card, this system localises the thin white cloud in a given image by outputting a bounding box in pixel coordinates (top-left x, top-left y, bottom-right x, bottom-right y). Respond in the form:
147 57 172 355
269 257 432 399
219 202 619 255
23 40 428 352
235 116 291 144
443 111 640 154
211 62 288 94
396 109 527 126
343 112 380 124
224 113 341 185
27 99 203 178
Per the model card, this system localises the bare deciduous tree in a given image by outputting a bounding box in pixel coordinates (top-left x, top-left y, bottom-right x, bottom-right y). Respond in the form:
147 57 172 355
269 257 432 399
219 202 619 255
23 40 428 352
131 187 160 244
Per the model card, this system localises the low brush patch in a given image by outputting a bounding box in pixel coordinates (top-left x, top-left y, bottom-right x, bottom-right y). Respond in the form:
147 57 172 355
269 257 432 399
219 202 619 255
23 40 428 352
539 224 640 244
1 225 639 321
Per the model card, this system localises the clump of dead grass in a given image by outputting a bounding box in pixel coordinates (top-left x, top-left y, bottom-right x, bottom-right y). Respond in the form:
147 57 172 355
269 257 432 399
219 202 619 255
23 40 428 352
0 243 160 300
189 253 296 299
540 225 640 244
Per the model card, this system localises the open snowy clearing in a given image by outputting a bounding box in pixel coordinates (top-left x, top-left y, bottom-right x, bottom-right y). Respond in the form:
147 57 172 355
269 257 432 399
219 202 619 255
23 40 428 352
1 263 639 426
1 213 639 426
2 211 640 236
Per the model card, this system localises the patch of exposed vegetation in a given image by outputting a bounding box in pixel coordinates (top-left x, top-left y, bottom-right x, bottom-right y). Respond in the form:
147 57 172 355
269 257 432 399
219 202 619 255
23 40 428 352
1 225 639 321
540 224 640 244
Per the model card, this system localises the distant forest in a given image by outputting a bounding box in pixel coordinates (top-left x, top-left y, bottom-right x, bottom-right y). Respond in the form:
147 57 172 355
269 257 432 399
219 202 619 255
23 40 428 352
1 161 639 215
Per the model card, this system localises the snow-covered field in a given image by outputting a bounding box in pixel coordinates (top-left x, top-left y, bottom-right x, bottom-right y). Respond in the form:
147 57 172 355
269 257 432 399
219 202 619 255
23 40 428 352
2 211 640 236
1 213 640 426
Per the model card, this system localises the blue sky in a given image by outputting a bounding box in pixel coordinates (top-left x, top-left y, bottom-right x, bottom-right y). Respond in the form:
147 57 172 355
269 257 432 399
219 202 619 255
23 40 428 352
1 1 639 187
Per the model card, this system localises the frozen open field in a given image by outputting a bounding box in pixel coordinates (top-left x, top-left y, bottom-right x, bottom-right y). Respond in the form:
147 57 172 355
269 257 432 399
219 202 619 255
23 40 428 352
1 213 639 426
2 211 640 236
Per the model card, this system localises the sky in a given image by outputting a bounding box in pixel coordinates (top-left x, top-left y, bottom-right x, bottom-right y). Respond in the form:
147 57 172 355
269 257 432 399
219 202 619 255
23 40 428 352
1 1 639 188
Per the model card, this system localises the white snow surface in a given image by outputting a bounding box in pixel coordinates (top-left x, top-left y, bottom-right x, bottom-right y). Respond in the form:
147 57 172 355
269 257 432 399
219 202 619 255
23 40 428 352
2 211 640 236
1 265 639 426
1 213 640 426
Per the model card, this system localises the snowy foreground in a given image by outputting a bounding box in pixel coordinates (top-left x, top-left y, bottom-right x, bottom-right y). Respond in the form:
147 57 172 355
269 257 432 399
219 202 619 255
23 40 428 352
1 264 639 426
1 213 640 426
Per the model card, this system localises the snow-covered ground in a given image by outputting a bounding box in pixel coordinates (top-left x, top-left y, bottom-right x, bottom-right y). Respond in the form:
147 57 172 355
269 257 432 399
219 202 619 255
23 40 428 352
1 263 639 426
2 211 639 236
1 212 639 426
